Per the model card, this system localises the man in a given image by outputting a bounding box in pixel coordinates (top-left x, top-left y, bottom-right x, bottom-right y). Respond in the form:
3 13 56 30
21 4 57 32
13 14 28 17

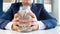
0 0 57 31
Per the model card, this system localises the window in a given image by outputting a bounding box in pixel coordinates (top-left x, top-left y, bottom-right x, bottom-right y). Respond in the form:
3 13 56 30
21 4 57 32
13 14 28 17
44 0 52 13
3 0 13 12
3 0 15 3
17 0 37 3
58 0 60 34
35 0 37 3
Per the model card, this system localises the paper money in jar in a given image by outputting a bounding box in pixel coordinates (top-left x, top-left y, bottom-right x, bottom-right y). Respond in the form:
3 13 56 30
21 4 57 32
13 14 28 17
17 6 33 32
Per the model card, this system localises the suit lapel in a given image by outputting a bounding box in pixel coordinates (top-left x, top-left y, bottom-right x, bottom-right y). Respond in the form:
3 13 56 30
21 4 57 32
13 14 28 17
13 3 23 14
31 3 39 18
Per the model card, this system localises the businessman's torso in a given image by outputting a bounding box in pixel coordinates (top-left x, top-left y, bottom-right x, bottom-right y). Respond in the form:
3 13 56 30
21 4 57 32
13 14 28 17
8 3 43 20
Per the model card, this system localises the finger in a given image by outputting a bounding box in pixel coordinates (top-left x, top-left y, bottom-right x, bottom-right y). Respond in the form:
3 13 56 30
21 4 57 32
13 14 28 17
12 25 22 31
32 22 37 25
32 25 39 31
13 13 23 22
13 22 23 30
27 24 38 31
13 22 20 26
26 12 36 18
30 18 37 22
16 26 22 31
14 13 21 18
29 22 37 27
12 25 18 31
13 18 20 22
14 13 19 18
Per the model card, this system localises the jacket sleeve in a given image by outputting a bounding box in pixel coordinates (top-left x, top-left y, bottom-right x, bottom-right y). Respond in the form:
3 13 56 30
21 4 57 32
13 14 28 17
39 4 57 29
0 4 14 29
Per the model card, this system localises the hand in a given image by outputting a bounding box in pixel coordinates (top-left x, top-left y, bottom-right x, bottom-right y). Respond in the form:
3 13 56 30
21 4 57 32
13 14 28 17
11 12 39 31
11 13 22 31
26 12 39 31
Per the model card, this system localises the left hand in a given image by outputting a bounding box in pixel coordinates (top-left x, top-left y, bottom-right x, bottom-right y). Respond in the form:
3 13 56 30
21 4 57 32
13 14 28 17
26 11 39 31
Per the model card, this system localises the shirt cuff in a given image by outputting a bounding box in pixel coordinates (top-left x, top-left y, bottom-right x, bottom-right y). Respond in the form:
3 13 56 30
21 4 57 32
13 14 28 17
36 21 46 30
5 22 13 30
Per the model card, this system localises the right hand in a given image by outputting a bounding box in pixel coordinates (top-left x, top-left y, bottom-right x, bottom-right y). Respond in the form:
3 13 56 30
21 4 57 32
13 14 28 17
11 13 22 31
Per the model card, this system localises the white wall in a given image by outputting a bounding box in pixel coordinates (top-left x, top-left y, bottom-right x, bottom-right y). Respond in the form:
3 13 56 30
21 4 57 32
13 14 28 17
59 0 60 25
52 0 58 21
3 3 12 12
58 1 60 34
37 0 44 4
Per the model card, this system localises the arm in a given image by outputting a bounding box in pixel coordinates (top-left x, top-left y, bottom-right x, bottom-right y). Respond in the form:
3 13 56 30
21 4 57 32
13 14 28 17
0 4 14 29
39 4 57 29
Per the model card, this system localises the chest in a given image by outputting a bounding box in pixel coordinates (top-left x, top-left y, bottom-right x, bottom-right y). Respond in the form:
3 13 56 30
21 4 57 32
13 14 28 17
12 6 41 20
